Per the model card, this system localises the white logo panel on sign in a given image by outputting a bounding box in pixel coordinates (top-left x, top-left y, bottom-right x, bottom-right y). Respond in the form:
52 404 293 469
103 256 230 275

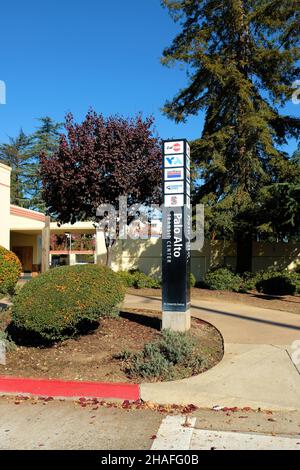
164 155 184 168
164 168 184 181
164 194 184 207
164 141 184 155
164 182 184 194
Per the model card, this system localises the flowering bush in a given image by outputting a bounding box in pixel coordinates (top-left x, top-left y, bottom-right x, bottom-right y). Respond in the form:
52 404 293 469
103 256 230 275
0 246 22 296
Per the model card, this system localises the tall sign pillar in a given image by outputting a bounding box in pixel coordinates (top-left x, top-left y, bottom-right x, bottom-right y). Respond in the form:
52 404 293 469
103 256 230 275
162 139 191 332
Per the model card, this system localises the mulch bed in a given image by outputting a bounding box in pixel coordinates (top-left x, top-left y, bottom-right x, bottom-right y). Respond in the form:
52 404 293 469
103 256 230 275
0 310 223 384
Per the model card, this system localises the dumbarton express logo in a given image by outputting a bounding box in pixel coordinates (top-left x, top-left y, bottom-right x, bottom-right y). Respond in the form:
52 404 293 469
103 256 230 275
166 170 182 179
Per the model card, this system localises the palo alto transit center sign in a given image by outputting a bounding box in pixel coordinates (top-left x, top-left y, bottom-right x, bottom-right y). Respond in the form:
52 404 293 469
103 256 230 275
162 139 191 331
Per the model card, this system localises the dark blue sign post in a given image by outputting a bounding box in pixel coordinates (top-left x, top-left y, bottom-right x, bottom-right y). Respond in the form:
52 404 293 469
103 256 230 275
162 139 191 331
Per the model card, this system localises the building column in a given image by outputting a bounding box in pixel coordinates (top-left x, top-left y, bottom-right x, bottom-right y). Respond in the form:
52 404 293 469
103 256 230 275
69 253 76 265
95 229 106 265
41 216 50 273
0 163 12 250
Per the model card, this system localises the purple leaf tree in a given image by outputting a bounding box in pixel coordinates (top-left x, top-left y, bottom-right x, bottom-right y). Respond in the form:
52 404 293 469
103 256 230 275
40 110 162 266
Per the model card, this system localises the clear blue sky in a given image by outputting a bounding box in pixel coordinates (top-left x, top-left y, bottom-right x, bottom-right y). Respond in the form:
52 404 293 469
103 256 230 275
0 0 298 154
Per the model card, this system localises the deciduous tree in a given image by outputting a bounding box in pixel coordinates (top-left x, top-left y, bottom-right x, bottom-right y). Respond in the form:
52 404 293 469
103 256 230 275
40 111 162 266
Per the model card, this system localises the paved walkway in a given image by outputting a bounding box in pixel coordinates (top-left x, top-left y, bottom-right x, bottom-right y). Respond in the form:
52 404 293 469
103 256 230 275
124 293 300 411
125 293 300 345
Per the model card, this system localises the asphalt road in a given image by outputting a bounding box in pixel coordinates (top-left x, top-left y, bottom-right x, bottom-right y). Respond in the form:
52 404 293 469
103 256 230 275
1 397 300 450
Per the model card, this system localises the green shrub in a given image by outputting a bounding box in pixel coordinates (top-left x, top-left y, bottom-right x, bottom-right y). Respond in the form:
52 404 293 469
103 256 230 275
189 273 196 288
159 329 196 363
127 342 170 379
256 270 300 296
124 330 203 381
0 246 22 297
118 269 161 289
12 264 125 342
134 272 161 289
203 267 242 292
240 272 260 292
117 270 136 288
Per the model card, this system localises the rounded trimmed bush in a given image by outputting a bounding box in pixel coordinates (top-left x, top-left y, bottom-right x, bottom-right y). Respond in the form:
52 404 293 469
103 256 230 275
12 264 125 342
0 246 22 296
204 267 242 292
256 271 300 296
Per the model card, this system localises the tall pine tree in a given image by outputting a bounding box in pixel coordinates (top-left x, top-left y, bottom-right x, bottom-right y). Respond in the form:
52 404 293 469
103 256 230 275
0 130 32 207
27 116 62 211
0 118 62 211
161 0 300 272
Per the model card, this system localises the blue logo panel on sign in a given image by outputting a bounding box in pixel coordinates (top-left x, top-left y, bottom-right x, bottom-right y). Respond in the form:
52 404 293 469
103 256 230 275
164 155 184 168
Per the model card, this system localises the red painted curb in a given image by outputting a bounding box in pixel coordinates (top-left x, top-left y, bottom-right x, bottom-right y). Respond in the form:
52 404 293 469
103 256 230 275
0 376 140 401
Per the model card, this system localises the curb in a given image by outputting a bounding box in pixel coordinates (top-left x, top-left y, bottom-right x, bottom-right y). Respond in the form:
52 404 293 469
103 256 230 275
0 376 140 401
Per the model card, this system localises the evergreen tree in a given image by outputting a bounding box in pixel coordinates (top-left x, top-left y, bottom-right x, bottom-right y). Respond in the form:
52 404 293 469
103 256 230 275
27 116 62 211
0 130 32 206
161 0 300 272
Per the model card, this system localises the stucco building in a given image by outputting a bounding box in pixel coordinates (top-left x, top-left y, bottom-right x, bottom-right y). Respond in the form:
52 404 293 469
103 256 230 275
0 163 104 274
1 163 299 278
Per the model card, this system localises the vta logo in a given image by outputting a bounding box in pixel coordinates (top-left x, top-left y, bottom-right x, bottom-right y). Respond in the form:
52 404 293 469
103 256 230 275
166 156 182 166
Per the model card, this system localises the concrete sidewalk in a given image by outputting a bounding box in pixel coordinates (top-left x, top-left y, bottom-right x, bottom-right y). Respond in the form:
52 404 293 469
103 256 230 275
124 293 300 411
125 292 300 344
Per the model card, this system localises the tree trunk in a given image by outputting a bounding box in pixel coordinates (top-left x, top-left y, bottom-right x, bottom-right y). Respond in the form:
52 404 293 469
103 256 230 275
236 233 253 274
106 246 113 268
